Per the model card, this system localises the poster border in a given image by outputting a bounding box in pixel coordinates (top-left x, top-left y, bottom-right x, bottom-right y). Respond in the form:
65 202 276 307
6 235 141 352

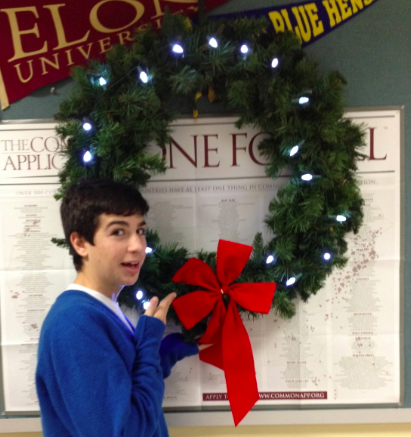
0 107 405 420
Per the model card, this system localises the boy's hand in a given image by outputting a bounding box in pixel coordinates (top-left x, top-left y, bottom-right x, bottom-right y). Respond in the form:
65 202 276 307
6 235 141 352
144 293 176 325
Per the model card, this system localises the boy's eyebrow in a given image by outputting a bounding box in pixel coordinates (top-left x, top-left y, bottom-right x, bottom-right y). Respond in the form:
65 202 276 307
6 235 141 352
105 220 146 229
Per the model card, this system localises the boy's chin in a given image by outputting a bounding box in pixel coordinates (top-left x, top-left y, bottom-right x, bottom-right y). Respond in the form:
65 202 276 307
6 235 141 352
122 276 140 286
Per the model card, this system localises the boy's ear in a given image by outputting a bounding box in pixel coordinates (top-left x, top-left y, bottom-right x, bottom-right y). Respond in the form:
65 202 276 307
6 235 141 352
70 232 89 257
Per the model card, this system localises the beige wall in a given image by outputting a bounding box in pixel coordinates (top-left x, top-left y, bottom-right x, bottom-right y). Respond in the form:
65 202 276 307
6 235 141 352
4 423 411 437
0 1 409 436
169 424 411 436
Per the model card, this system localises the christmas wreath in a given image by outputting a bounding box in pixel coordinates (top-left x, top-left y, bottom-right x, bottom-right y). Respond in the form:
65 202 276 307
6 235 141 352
53 11 365 340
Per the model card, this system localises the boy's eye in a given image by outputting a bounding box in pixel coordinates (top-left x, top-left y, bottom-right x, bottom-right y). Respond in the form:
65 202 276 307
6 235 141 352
137 228 146 236
113 229 125 236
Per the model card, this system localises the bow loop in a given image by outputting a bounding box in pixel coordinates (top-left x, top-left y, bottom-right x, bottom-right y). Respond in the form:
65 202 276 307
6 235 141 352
216 240 253 287
228 283 276 314
172 290 219 330
173 257 220 291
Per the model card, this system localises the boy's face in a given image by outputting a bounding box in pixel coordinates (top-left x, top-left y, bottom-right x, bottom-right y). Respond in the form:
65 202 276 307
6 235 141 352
76 213 147 297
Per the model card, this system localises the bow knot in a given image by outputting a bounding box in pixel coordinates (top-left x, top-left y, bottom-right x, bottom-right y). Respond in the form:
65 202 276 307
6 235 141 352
172 239 276 426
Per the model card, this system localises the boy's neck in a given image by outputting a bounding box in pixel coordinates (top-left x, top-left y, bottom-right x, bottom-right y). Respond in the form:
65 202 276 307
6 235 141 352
73 271 121 302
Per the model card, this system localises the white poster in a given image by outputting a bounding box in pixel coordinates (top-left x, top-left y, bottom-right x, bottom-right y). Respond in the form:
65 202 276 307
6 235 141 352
0 109 402 413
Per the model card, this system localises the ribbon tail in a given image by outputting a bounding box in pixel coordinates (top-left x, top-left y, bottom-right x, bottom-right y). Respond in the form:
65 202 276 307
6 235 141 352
199 335 224 370
223 300 259 426
200 298 226 344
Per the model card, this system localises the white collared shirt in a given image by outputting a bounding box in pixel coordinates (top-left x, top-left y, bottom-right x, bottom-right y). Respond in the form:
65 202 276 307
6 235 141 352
67 284 134 333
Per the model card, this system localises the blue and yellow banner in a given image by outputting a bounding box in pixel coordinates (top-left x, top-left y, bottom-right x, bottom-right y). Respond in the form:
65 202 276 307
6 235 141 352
212 0 380 47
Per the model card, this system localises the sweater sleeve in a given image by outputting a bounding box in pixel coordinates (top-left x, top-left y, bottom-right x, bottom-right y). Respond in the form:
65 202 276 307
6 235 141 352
159 333 199 379
36 309 166 437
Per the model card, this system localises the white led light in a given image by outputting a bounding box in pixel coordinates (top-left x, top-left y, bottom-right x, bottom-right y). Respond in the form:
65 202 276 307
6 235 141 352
266 255 275 264
271 57 279 68
136 290 143 300
83 122 92 131
299 96 309 104
336 215 347 222
139 71 149 83
143 301 150 310
240 44 249 54
172 44 184 54
290 145 299 156
209 37 218 48
83 151 92 163
286 277 296 286
323 252 331 261
145 247 153 254
99 77 107 86
301 173 313 181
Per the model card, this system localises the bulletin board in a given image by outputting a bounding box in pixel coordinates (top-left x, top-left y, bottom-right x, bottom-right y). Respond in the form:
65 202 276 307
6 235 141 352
0 107 406 429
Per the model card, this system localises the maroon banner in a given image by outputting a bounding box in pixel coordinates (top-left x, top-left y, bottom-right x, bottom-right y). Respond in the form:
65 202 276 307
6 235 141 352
203 391 328 401
0 0 229 109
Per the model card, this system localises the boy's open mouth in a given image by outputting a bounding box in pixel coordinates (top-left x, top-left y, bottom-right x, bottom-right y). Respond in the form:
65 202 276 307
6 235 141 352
121 262 140 273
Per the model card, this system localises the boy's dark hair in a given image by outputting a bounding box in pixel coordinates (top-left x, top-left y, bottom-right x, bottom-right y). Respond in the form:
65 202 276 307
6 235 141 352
61 178 149 271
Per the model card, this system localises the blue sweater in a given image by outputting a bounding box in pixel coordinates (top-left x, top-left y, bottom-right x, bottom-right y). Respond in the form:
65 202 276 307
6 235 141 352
36 290 197 437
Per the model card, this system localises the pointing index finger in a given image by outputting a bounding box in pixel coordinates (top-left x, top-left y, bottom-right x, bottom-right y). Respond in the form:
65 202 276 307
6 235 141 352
153 292 177 324
143 296 159 317
159 292 177 309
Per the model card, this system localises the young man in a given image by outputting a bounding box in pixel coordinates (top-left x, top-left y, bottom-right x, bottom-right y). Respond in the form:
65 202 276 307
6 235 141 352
36 178 198 437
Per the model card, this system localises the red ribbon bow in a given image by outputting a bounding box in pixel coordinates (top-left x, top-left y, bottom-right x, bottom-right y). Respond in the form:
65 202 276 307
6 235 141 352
172 240 276 426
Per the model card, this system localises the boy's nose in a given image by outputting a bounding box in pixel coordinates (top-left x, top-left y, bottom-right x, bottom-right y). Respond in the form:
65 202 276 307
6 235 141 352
129 234 146 253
